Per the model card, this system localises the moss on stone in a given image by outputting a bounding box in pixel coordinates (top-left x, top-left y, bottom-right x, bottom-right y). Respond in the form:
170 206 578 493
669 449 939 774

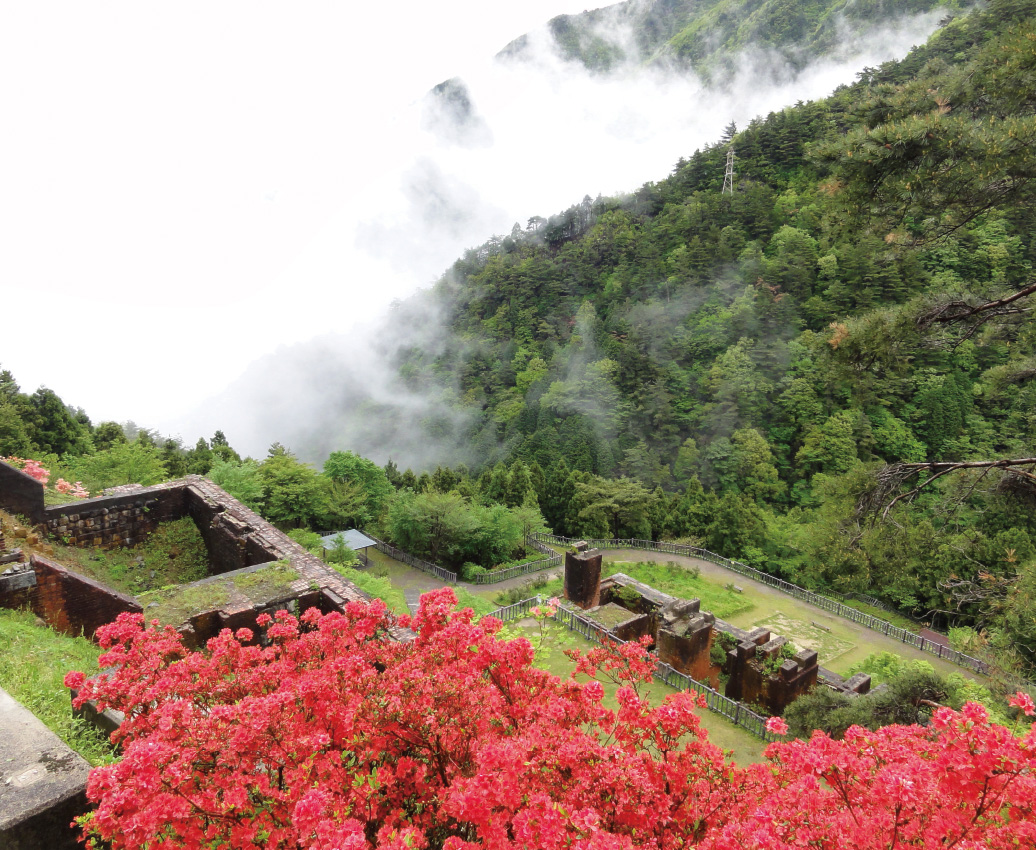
139 560 300 626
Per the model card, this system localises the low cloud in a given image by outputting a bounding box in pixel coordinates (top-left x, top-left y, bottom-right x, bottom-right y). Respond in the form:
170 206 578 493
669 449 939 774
168 7 946 467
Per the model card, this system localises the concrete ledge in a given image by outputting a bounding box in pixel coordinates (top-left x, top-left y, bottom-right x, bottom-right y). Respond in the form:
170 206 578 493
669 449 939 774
0 687 91 850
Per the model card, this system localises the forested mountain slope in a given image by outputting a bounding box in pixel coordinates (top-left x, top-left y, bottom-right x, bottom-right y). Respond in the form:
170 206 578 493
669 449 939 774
386 0 1036 669
499 0 966 74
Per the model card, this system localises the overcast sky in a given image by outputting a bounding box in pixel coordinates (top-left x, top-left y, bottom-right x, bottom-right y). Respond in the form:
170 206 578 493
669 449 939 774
0 1 942 450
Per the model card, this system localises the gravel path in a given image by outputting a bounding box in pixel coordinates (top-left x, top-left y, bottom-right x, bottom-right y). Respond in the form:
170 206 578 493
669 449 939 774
373 546 975 677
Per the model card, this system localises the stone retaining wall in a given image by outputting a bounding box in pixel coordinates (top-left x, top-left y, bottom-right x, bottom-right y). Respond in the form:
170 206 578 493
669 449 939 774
43 482 187 549
0 555 142 640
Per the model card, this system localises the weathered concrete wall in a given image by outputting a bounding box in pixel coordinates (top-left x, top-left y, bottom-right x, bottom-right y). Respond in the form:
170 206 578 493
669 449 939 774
0 687 91 850
0 555 142 640
43 482 188 549
564 548 602 609
0 461 45 525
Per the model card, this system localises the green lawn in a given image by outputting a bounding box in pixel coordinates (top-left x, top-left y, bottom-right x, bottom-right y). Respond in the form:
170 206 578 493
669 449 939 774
46 516 210 595
0 609 117 766
504 616 768 764
329 563 410 615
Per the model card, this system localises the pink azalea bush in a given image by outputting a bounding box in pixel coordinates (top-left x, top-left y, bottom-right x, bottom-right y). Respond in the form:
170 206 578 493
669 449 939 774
2 456 89 499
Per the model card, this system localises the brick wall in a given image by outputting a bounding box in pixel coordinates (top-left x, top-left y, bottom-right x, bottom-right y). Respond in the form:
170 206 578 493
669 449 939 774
0 460 45 525
0 555 141 640
184 485 279 574
43 482 187 549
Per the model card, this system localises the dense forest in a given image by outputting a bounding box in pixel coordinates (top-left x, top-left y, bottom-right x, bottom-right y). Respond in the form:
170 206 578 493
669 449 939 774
393 0 1036 674
3 0 1036 681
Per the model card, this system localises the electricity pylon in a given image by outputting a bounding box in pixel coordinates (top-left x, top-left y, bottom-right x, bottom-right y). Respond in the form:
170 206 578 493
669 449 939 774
722 146 736 194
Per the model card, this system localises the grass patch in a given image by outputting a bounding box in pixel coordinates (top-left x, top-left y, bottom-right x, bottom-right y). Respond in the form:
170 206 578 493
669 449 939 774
584 603 641 629
139 583 232 626
231 560 299 599
0 609 117 766
453 587 500 617
536 560 755 620
46 516 209 595
329 564 410 615
139 560 300 626
748 611 855 666
504 616 767 764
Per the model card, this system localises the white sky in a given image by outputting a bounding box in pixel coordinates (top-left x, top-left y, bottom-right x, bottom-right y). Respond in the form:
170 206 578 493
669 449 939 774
0 1 942 449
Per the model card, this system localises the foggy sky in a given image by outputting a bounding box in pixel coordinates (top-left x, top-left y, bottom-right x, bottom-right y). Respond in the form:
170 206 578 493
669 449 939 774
0 1 946 462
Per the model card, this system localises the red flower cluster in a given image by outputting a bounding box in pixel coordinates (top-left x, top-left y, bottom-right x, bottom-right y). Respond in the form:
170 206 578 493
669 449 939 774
67 589 1036 849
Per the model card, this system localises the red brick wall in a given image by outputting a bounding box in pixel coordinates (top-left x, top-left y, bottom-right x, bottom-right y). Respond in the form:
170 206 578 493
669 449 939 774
9 555 141 639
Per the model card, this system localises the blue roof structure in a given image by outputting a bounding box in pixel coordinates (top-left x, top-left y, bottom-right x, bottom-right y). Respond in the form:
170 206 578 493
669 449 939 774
319 529 377 551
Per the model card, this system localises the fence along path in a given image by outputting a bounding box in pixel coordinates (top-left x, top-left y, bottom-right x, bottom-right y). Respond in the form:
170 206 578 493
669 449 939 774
366 534 458 584
533 533 995 678
365 533 561 586
488 595 778 743
471 538 562 584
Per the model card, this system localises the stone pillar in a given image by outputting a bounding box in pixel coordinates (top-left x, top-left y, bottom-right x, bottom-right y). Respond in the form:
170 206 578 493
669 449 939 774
564 546 602 609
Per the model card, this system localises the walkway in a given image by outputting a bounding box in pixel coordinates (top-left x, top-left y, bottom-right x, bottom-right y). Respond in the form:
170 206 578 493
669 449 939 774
596 549 977 678
369 545 980 679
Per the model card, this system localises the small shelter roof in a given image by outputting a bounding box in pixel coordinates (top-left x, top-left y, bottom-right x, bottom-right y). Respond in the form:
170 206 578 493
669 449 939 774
320 529 377 551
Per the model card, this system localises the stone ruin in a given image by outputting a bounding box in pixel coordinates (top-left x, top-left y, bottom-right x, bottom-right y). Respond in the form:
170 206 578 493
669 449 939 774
563 547 871 716
0 462 404 849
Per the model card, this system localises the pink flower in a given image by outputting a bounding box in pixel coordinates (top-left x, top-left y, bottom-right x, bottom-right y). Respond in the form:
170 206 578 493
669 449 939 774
21 459 50 485
766 716 789 736
1009 691 1036 717
961 702 989 724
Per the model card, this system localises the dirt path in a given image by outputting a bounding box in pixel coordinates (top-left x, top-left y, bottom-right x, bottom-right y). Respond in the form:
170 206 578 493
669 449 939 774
598 549 975 678
367 545 976 678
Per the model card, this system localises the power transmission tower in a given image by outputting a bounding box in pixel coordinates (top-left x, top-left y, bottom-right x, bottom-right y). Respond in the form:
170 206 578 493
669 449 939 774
722 146 736 194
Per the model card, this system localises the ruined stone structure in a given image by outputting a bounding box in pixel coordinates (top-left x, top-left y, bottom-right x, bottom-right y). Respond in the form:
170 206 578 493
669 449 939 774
722 631 819 716
0 555 143 641
0 466 412 846
0 469 405 647
0 461 45 525
563 542 603 609
563 556 848 716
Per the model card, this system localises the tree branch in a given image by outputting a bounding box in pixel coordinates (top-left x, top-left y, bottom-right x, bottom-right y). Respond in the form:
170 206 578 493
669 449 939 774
917 281 1036 330
857 458 1036 520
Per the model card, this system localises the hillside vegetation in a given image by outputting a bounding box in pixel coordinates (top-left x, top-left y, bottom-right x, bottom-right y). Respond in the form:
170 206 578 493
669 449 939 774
2 0 1035 681
389 0 1036 675
500 0 967 74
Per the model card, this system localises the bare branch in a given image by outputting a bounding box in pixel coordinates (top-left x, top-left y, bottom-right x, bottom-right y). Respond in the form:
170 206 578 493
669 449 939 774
858 458 1036 520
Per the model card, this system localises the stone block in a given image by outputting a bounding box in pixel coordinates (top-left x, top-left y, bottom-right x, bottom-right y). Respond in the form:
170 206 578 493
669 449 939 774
564 548 602 609
0 687 91 850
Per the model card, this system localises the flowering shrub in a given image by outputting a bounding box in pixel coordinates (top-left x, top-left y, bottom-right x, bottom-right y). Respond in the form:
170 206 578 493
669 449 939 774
2 455 50 485
67 589 1036 850
1010 690 1036 718
1 456 88 499
54 478 90 499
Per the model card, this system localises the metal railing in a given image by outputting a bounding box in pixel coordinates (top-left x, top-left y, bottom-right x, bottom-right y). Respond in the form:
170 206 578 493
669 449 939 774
471 547 562 584
486 597 543 622
533 533 993 677
497 596 778 742
366 534 561 586
365 534 458 584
